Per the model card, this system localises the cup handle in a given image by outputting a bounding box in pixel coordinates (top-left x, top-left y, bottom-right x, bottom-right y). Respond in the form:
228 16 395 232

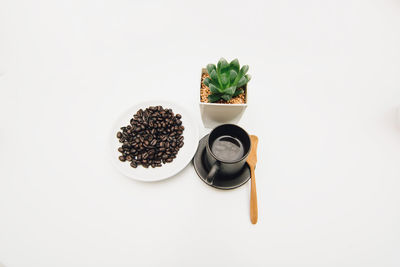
206 163 220 185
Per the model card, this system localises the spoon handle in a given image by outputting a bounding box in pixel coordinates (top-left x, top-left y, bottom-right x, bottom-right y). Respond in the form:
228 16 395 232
250 165 258 224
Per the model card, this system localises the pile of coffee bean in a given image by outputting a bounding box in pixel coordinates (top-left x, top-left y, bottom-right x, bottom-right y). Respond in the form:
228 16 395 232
116 106 184 168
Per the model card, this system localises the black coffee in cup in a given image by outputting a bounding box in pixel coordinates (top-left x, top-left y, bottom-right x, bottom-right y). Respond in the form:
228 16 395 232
211 135 245 161
205 124 251 185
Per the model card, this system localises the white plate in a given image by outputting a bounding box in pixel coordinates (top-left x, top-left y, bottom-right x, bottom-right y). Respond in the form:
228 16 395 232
110 100 199 182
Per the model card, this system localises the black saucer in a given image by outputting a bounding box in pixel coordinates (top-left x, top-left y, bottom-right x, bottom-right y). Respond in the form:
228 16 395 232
192 134 251 190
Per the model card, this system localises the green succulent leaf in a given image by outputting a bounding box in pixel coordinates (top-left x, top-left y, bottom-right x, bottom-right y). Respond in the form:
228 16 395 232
237 76 248 88
240 65 249 75
209 83 222 94
203 77 211 87
245 74 251 82
233 89 244 97
220 73 229 87
224 86 236 96
229 70 238 84
230 59 240 73
217 58 229 74
221 94 232 101
206 64 216 75
210 70 219 85
208 94 221 103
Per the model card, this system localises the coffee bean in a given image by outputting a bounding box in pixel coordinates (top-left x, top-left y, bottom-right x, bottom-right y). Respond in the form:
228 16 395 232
118 147 123 153
117 132 122 138
176 114 182 119
166 158 173 163
119 156 126 162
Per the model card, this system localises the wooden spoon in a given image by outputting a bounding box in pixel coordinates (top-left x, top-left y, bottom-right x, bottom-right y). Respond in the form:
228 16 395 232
247 135 259 224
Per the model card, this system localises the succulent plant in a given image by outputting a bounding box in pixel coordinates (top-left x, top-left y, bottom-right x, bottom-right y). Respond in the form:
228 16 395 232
203 58 251 103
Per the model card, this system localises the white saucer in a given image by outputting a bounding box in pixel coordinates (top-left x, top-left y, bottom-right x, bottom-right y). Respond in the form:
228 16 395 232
110 100 199 182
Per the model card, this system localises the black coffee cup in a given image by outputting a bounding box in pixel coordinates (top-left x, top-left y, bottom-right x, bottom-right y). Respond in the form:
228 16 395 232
205 124 251 184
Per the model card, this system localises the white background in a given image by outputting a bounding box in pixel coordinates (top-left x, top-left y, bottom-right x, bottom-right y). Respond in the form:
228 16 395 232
1 0 400 266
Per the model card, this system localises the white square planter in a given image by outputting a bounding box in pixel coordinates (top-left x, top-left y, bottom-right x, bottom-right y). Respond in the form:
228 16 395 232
199 68 247 128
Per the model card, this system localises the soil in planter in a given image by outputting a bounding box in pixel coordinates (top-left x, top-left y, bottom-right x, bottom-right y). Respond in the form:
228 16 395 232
200 73 246 104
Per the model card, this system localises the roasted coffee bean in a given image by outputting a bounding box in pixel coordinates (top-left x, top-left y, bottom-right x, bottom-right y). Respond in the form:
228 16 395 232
119 156 126 162
143 152 149 159
117 132 122 138
126 155 132 161
166 158 173 163
118 147 123 153
130 161 137 168
178 142 184 148
176 114 182 119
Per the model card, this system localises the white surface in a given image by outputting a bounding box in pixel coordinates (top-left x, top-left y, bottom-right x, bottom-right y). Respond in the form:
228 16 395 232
110 100 199 182
0 0 400 266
